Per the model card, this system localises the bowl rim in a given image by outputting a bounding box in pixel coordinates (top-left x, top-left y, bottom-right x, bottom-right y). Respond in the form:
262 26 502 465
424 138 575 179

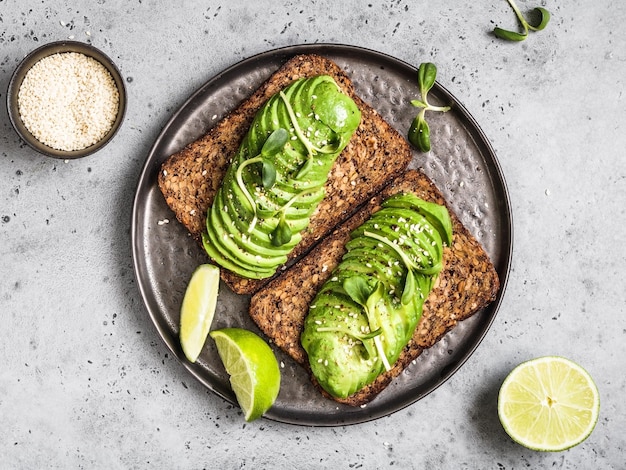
6 40 127 159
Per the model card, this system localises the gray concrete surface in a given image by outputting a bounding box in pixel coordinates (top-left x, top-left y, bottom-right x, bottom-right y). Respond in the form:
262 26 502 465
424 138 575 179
1 1 624 468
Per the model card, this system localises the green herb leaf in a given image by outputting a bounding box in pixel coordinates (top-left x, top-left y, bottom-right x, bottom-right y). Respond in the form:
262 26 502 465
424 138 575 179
271 216 292 247
261 128 289 157
261 160 276 189
493 27 528 41
258 129 286 188
408 63 450 153
408 114 431 153
343 276 372 308
418 63 437 97
529 7 550 31
493 0 550 41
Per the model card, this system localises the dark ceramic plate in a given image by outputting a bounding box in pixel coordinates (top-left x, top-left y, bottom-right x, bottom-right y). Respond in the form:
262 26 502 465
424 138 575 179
131 44 512 426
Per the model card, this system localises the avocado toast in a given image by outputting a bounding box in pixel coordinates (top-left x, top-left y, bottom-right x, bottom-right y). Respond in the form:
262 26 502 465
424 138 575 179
249 169 500 406
301 191 453 399
201 74 361 280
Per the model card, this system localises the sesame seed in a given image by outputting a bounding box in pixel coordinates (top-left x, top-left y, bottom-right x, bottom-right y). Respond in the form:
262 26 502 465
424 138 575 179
17 52 119 151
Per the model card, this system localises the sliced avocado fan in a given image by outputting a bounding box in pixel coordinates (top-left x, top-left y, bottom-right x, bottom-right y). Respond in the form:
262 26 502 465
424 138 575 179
203 75 361 279
300 193 453 399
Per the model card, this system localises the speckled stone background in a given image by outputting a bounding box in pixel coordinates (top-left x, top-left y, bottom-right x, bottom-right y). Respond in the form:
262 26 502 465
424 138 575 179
1 1 624 468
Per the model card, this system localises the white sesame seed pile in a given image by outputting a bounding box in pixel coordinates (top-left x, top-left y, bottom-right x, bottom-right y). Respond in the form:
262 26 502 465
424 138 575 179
17 52 120 151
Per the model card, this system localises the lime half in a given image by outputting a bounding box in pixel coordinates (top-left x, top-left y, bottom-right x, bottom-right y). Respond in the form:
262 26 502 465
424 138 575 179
210 328 281 422
179 264 221 363
498 356 600 452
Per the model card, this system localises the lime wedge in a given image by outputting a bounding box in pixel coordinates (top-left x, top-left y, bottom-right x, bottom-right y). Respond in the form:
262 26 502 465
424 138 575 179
498 356 600 452
179 264 221 363
210 328 281 422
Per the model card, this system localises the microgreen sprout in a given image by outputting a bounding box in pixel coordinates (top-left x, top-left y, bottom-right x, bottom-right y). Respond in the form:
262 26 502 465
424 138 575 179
269 187 318 246
494 0 550 41
271 215 292 247
408 63 451 153
235 128 288 232
340 277 391 370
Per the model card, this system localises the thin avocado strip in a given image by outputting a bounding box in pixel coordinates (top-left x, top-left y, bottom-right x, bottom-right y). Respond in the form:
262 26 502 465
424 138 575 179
300 193 453 399
203 75 361 278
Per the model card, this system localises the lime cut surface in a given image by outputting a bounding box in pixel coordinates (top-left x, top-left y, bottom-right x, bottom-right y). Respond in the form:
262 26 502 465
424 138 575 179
210 328 281 422
179 264 221 363
498 356 600 452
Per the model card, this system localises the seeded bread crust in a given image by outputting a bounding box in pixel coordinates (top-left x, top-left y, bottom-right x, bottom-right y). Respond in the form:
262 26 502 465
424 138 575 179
158 54 412 295
248 169 500 406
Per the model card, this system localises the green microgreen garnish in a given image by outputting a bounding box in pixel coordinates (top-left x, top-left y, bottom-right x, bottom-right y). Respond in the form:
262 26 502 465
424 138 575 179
340 277 391 370
493 0 550 41
270 215 292 247
235 128 288 232
259 128 288 187
408 63 451 153
268 187 318 247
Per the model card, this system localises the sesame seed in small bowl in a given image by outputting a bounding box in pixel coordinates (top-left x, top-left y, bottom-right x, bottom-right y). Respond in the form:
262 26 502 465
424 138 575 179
7 40 127 159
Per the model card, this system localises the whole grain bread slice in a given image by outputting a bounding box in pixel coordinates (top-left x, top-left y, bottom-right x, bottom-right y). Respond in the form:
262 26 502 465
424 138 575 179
158 54 412 295
248 169 500 406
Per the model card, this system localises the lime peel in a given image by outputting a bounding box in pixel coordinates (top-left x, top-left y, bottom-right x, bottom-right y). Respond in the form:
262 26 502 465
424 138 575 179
210 328 281 422
179 264 221 363
498 356 600 452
